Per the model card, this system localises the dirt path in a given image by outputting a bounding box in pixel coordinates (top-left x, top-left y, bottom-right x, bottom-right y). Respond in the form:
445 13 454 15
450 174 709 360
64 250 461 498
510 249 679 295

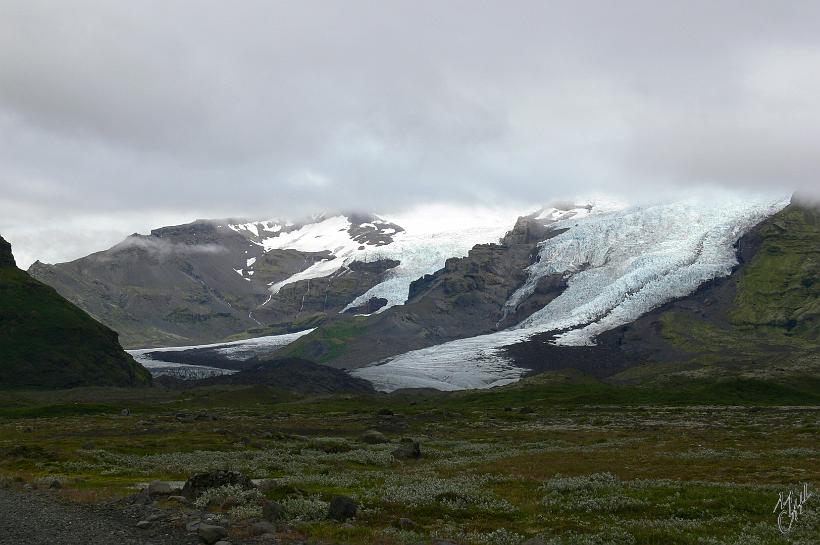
0 487 198 545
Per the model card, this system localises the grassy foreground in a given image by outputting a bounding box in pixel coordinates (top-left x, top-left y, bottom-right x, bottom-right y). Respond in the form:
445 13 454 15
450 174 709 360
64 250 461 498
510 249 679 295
0 376 817 545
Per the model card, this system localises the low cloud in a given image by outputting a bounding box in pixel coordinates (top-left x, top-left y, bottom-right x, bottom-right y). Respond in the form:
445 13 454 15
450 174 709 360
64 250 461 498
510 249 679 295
105 236 228 259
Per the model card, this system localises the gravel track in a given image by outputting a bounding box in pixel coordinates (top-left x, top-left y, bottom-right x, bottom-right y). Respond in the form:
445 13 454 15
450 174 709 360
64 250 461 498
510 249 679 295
0 487 198 545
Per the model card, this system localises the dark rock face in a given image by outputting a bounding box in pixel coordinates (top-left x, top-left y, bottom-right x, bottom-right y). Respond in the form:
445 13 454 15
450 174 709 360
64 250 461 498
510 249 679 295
328 495 358 521
256 258 400 327
0 236 15 268
181 470 253 499
347 214 404 246
343 296 389 315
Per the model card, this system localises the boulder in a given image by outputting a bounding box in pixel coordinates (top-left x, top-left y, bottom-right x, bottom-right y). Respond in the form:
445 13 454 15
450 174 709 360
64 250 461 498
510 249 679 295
198 523 228 544
359 430 389 444
181 470 253 499
147 480 172 496
262 500 283 522
328 495 357 521
391 439 421 460
250 521 276 535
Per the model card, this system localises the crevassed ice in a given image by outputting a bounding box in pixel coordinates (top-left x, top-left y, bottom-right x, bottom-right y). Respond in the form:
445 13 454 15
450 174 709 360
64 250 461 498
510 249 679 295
352 193 789 392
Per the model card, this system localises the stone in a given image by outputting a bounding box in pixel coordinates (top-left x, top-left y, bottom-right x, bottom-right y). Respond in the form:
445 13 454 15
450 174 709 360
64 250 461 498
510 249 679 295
391 439 421 460
328 495 357 521
147 480 172 496
181 470 253 499
167 495 189 505
121 408 130 416
250 521 276 535
129 488 152 505
136 520 151 529
376 408 394 416
397 517 416 529
519 406 535 414
197 523 228 544
214 542 233 545
262 500 283 522
359 430 389 444
48 479 61 489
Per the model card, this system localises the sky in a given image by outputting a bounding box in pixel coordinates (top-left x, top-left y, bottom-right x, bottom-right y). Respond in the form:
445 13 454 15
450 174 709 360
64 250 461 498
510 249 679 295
1 1 819 268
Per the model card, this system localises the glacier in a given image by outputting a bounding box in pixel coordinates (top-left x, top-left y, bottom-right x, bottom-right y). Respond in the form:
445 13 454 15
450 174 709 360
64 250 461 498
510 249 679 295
128 329 314 379
352 193 790 392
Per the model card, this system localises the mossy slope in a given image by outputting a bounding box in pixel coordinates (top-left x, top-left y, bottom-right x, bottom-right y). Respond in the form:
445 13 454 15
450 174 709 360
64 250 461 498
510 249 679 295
0 236 151 389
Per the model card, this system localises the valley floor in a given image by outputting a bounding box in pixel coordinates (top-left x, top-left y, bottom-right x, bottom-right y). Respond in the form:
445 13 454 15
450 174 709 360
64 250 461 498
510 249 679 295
0 380 817 545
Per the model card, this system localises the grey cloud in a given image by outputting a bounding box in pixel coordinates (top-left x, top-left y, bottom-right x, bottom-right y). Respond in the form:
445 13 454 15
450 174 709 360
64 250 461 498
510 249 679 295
1 1 819 267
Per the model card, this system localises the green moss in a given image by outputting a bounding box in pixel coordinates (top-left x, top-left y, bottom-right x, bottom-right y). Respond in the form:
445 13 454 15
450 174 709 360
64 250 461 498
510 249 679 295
0 262 151 389
730 205 819 338
281 317 369 363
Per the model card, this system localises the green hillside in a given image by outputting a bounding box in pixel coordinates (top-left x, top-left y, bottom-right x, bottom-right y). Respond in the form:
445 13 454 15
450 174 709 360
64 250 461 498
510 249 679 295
0 236 151 389
611 200 819 385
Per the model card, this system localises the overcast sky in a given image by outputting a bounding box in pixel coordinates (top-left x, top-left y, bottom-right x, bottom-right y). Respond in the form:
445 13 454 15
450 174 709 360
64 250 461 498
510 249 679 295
1 1 819 267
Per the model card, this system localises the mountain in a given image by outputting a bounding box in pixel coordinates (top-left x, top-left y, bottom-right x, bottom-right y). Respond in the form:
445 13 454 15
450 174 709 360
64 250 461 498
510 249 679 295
26 192 814 394
29 211 512 348
0 235 151 389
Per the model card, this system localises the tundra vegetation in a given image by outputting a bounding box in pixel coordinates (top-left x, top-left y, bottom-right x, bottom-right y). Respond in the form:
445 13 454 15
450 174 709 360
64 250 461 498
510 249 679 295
0 376 817 545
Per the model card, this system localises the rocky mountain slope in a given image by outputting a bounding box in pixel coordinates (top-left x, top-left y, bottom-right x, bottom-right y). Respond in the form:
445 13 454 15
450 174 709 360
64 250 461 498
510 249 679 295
277 213 568 367
29 211 512 348
0 235 150 389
